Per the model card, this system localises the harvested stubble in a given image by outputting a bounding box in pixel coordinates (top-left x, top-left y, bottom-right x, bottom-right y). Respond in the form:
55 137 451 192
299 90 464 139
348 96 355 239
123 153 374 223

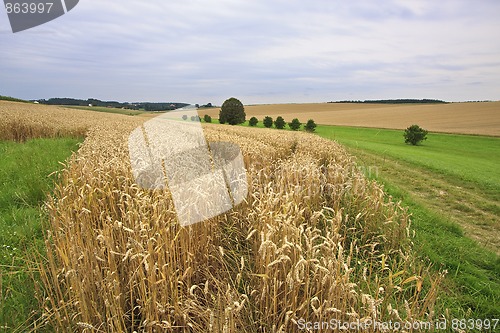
3 104 444 332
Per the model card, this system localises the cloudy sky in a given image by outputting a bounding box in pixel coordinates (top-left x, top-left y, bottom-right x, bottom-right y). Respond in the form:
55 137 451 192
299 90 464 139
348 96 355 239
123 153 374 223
1 0 499 105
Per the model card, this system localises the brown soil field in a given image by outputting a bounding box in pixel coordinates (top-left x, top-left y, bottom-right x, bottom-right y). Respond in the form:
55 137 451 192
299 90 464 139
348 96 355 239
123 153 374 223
201 102 500 136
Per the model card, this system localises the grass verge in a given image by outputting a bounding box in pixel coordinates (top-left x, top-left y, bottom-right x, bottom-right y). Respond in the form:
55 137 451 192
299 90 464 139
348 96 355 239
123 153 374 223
0 137 81 332
315 125 500 319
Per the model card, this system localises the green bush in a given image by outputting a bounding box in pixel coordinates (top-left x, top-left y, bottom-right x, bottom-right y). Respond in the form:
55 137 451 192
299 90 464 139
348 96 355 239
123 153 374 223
288 118 302 131
249 117 258 126
305 119 317 132
263 116 273 128
182 115 188 120
404 124 428 145
274 116 285 129
204 114 212 123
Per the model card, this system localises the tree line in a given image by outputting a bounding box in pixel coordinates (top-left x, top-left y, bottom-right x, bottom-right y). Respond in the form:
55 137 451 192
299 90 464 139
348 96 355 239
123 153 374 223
210 97 317 132
328 99 447 104
36 98 188 111
0 95 30 103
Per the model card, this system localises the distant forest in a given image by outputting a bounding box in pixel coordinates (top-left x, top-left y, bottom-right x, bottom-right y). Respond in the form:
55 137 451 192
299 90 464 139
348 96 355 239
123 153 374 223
37 98 189 111
329 99 447 104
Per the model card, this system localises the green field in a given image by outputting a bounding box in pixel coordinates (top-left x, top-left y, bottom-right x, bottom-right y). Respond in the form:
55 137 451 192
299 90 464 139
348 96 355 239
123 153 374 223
316 126 500 193
315 125 500 318
0 138 81 332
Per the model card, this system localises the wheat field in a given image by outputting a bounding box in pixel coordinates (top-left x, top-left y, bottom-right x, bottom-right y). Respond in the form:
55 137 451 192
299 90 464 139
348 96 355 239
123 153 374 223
0 101 443 332
202 102 500 136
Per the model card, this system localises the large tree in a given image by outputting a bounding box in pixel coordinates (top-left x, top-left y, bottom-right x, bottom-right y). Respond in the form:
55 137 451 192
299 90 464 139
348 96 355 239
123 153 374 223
219 97 246 125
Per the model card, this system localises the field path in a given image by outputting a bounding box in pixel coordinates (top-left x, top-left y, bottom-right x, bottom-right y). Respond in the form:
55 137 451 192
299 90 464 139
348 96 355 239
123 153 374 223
345 146 500 255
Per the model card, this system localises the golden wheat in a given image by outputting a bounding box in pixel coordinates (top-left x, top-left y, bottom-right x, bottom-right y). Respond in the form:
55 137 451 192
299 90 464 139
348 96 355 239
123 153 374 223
0 101 143 141
1 102 443 332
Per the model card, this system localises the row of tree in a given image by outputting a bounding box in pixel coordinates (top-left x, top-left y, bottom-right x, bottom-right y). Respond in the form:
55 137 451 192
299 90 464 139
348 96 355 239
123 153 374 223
143 103 188 111
248 116 317 132
215 97 318 132
181 114 215 122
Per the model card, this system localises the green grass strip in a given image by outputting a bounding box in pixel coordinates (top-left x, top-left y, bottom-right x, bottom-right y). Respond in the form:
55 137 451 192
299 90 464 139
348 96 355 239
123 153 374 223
0 137 81 332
